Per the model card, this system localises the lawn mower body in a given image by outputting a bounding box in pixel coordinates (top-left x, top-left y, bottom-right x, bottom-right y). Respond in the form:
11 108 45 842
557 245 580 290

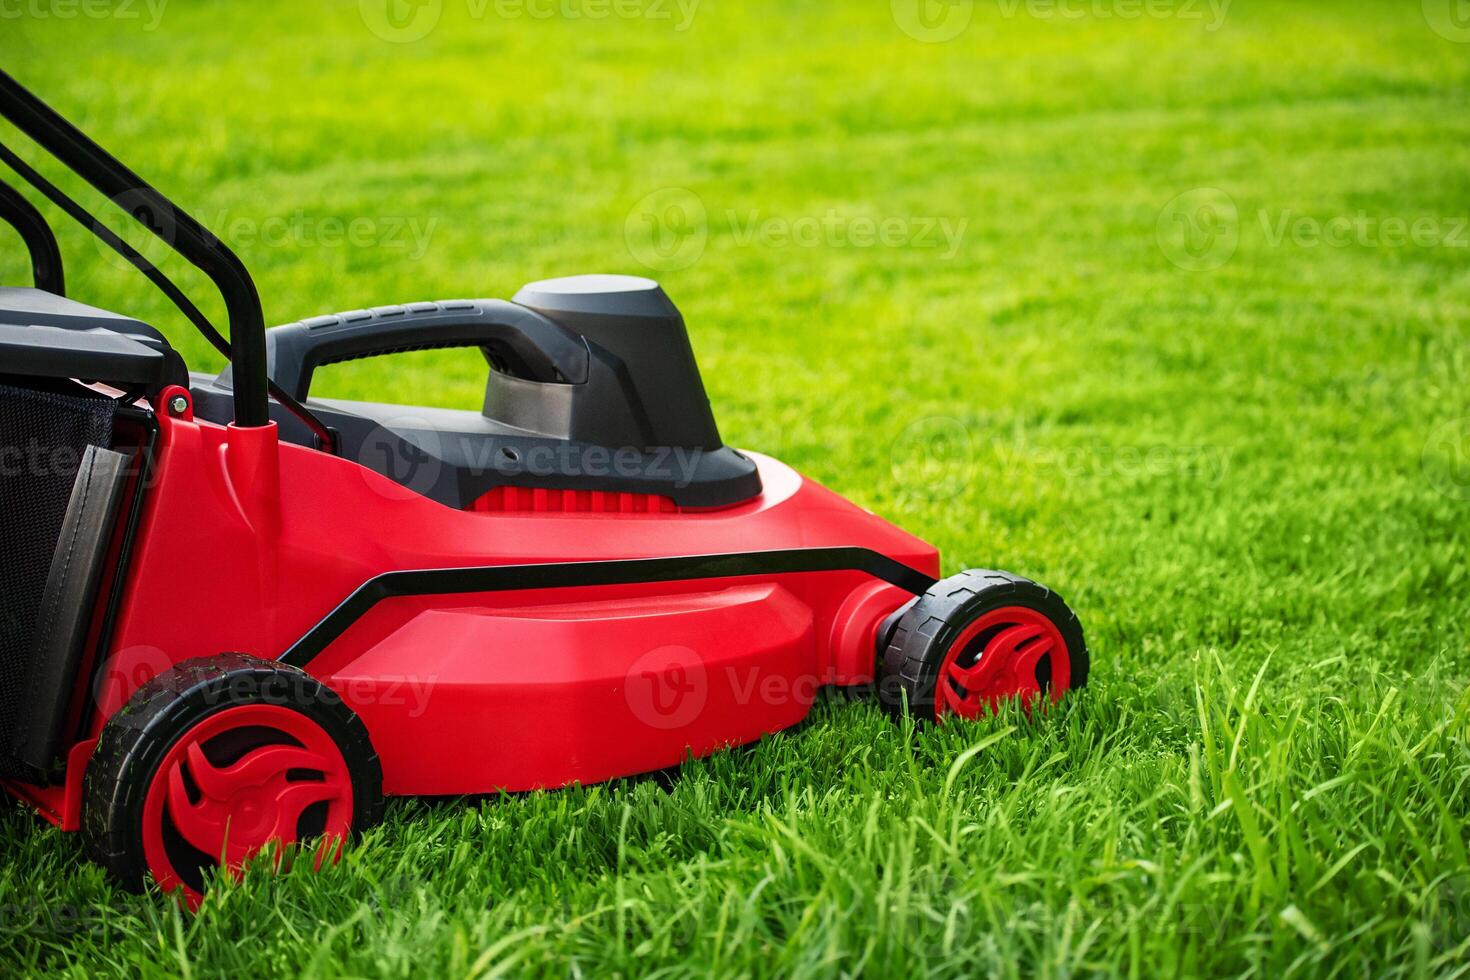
0 69 1085 901
0 67 935 813
9 394 933 825
96 413 936 798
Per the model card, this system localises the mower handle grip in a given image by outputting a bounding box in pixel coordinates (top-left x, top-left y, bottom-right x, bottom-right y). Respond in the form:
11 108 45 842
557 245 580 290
262 299 590 402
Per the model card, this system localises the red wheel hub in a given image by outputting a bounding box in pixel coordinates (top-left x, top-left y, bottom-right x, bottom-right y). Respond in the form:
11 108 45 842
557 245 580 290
936 606 1071 720
141 704 354 903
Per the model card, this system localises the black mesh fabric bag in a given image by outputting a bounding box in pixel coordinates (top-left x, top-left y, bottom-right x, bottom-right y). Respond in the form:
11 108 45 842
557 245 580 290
0 381 115 780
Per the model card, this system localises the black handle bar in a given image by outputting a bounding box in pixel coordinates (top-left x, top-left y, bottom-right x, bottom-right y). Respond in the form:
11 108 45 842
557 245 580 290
247 300 590 403
0 179 64 294
0 69 271 427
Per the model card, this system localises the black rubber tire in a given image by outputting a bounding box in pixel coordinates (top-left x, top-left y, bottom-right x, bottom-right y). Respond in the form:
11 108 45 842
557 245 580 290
877 569 1089 723
81 653 384 894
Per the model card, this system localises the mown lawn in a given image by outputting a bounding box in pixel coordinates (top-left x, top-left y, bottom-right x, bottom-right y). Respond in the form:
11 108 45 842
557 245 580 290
2 0 1469 975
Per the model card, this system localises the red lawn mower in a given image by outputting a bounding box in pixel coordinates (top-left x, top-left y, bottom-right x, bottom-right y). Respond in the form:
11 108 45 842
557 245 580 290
0 69 1089 904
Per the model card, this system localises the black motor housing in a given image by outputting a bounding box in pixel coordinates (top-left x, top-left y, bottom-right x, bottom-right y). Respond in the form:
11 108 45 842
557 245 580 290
511 275 724 452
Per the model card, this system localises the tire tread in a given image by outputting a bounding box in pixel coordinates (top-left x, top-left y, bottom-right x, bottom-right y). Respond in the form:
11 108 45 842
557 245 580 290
877 569 1088 722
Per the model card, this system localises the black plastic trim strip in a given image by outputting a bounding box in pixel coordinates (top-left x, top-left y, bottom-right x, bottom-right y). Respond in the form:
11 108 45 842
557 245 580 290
278 547 937 669
88 407 156 665
66 405 160 769
10 445 130 776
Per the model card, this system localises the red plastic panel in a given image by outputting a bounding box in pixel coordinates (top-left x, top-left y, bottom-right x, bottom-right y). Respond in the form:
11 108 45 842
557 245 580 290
326 584 813 794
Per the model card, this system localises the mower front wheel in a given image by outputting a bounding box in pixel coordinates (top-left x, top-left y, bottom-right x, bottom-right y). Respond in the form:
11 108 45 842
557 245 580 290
82 654 383 905
878 569 1088 723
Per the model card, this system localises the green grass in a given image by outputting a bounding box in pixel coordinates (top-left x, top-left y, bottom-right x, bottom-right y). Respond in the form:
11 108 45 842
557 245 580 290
3 0 1469 975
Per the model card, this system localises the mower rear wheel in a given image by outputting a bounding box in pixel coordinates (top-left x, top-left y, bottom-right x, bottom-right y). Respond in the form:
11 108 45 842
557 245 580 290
82 654 383 905
878 569 1088 723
